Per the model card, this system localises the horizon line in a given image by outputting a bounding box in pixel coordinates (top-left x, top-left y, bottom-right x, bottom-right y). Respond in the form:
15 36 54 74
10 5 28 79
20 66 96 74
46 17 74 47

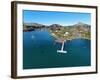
23 22 91 26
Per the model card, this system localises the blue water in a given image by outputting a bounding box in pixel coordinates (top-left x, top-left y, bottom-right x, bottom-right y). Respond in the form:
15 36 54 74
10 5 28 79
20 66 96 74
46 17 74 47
23 31 91 69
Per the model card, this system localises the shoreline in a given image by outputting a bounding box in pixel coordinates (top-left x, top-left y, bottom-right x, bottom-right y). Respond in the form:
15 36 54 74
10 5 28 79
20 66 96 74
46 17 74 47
23 30 90 41
55 37 90 42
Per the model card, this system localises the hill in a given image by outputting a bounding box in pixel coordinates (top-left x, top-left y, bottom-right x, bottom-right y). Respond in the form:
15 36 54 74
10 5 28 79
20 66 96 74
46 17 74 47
23 22 91 40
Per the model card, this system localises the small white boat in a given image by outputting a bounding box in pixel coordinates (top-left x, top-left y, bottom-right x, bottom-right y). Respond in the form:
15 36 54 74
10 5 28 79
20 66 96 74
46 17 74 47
31 35 35 39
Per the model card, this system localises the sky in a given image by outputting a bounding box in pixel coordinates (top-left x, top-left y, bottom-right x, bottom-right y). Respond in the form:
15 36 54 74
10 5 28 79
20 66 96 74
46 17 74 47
23 10 91 26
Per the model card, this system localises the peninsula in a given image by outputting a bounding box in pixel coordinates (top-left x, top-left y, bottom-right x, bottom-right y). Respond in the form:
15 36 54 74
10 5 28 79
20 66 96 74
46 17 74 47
23 22 91 40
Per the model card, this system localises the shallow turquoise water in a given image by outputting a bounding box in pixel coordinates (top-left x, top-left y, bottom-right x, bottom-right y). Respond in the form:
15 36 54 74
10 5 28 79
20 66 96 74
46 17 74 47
23 31 91 69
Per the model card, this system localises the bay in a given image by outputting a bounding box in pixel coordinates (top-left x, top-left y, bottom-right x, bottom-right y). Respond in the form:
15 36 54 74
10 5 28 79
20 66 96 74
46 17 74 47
23 31 91 69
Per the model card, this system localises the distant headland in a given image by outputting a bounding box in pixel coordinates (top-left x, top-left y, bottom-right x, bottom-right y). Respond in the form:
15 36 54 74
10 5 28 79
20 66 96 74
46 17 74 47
23 22 91 40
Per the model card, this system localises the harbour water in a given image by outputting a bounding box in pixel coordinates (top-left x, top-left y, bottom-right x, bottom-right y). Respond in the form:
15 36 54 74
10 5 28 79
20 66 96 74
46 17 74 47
23 31 91 69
